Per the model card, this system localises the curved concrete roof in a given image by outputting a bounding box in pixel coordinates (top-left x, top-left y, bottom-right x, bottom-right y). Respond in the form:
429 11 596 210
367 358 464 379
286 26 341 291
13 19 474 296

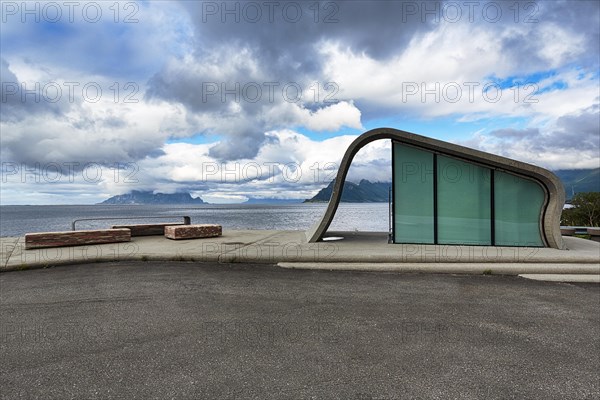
306 128 565 249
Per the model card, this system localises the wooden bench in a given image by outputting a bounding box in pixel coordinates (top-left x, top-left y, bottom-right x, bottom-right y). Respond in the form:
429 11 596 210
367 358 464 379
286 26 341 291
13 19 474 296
25 229 131 249
164 224 222 240
112 223 186 237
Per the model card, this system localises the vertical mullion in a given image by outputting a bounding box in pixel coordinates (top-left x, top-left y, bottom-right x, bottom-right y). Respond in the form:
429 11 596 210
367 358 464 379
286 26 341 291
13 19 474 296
433 153 438 245
490 169 495 246
391 140 396 243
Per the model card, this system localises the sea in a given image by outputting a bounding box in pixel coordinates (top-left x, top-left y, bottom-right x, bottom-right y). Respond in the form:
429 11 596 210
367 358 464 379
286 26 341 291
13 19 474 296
0 203 390 237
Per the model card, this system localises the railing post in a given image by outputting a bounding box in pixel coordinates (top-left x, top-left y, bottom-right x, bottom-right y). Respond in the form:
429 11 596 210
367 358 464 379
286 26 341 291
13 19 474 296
71 215 192 230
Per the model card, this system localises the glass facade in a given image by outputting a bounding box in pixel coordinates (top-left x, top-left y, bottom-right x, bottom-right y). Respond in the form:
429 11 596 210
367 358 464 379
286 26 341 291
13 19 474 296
494 171 545 246
392 141 546 247
393 144 434 243
437 156 491 245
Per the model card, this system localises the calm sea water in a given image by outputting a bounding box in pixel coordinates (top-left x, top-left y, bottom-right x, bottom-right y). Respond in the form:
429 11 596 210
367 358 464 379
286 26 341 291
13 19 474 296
0 203 390 237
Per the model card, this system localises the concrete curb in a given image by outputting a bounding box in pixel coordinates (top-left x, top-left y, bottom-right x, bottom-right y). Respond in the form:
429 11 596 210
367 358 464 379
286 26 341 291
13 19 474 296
277 262 600 276
518 274 600 283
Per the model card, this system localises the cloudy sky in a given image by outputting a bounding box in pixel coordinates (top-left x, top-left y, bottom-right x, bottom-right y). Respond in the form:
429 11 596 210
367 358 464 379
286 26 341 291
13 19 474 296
1 0 599 204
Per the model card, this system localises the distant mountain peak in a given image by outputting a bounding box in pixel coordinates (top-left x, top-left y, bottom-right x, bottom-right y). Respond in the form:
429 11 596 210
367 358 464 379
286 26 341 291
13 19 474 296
243 197 303 205
304 179 391 203
553 168 599 200
99 191 206 205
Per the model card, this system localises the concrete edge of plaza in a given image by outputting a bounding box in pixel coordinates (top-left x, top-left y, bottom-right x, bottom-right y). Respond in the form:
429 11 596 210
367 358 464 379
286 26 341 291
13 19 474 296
1 231 598 282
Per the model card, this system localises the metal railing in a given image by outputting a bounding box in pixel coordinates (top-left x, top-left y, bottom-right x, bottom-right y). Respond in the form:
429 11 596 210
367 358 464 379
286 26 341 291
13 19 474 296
71 216 191 231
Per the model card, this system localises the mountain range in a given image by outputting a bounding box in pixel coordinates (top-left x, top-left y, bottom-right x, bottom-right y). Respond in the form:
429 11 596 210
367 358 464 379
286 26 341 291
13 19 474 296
553 168 600 199
243 198 303 204
100 190 206 205
304 180 391 203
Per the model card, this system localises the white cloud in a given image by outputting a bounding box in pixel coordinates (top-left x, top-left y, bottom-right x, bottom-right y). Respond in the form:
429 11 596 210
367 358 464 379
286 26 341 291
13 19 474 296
536 23 585 67
319 19 597 121
1 93 191 167
264 101 363 132
462 105 600 170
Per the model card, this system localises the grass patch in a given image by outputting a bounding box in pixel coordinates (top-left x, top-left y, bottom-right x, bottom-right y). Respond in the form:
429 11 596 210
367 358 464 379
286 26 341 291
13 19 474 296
482 269 493 275
574 234 591 240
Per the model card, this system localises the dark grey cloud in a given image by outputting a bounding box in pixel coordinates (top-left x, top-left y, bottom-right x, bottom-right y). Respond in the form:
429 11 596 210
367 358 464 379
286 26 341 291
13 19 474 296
0 58 72 122
1 125 160 172
496 0 599 73
181 0 440 75
208 131 267 160
206 126 281 161
0 60 168 172
178 0 600 78
557 104 599 136
546 104 600 151
145 1 441 161
488 104 599 154
537 0 600 67
491 128 540 139
0 56 167 172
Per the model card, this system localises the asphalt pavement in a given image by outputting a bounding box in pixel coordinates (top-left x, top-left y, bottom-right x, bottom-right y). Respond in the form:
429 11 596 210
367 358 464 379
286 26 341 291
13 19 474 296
1 261 599 399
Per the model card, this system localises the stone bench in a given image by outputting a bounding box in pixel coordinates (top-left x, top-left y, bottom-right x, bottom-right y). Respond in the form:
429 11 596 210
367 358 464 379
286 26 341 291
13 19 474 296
560 227 576 236
164 224 222 240
587 227 600 243
112 223 186 237
25 229 131 249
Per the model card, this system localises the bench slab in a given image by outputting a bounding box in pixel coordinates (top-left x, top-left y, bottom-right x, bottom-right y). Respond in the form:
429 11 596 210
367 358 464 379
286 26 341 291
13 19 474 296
164 224 222 240
25 229 131 249
112 223 185 236
588 228 600 242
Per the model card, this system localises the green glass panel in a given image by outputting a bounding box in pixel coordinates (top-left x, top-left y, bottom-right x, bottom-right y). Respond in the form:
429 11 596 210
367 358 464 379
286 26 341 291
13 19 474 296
437 156 491 245
494 171 545 246
393 142 434 243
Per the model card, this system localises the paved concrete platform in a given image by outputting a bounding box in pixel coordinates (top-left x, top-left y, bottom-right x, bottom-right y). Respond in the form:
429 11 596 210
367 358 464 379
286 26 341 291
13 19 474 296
1 231 598 279
1 262 598 399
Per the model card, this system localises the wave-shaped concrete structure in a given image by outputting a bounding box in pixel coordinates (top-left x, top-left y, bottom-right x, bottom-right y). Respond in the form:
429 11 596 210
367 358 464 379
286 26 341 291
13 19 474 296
306 128 565 249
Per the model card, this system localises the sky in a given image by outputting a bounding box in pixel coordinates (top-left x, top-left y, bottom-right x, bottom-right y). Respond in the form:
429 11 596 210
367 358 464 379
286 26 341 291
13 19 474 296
1 0 599 204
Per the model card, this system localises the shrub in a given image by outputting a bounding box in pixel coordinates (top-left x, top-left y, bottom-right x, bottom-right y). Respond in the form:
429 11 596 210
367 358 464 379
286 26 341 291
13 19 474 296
561 192 600 227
